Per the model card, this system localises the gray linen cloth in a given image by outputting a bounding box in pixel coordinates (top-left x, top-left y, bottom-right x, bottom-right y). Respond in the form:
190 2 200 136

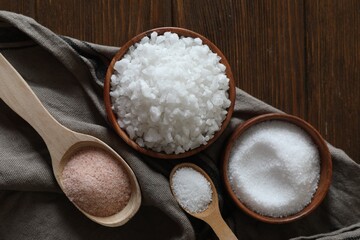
0 11 359 240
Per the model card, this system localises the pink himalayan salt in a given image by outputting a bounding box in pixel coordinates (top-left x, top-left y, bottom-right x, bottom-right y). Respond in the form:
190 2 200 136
61 147 131 217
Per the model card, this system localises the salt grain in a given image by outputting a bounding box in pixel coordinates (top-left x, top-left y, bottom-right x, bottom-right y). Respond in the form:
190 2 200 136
228 120 320 217
110 31 231 154
171 167 213 213
61 147 132 217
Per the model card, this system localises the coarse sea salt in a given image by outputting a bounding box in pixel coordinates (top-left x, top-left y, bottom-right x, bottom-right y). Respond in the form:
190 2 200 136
171 167 213 213
110 31 231 154
228 120 320 218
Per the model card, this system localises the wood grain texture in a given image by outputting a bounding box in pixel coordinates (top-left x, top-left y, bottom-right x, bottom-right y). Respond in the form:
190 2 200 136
0 0 35 17
0 0 358 162
35 0 172 46
173 0 306 117
305 0 360 161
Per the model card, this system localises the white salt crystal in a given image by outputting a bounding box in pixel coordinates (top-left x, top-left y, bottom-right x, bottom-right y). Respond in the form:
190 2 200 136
150 31 158 40
110 31 230 154
228 120 320 217
171 167 213 213
149 106 161 122
125 125 135 139
144 128 162 143
194 38 202 45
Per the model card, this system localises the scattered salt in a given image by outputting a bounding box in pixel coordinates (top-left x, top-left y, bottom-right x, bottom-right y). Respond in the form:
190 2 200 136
228 120 320 217
110 31 231 154
171 167 213 213
61 147 132 217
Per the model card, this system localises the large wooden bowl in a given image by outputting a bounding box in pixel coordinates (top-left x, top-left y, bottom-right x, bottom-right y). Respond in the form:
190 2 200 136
104 27 235 159
222 113 332 223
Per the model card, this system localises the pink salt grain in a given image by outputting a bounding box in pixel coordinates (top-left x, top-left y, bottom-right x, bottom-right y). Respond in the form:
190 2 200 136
61 147 132 217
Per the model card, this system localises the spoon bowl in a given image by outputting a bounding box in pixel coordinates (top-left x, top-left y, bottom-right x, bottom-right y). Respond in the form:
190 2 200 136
0 53 141 227
170 163 237 240
56 137 141 227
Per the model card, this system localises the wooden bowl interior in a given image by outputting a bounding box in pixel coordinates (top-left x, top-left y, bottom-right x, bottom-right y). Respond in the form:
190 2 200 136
104 27 235 159
222 113 332 223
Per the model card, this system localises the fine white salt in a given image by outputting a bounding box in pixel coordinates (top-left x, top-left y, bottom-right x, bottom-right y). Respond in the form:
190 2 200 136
171 167 213 213
228 120 320 217
110 31 231 154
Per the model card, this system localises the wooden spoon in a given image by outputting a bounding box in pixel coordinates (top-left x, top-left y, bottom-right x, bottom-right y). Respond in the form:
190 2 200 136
0 53 141 227
170 163 238 240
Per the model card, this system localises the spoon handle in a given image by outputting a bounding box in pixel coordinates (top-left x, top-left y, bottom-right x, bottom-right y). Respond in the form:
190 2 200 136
0 54 66 146
204 209 238 240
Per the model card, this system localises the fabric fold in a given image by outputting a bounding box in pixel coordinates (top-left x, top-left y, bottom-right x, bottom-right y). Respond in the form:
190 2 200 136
0 11 359 240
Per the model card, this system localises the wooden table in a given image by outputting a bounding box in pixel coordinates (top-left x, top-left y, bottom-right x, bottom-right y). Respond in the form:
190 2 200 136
1 0 359 163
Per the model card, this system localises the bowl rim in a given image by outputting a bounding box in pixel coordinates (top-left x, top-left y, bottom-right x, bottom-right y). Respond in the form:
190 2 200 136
104 27 236 159
221 113 332 223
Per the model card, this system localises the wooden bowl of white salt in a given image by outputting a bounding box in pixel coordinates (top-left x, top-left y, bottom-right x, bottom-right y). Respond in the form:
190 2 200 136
222 113 332 223
104 27 235 159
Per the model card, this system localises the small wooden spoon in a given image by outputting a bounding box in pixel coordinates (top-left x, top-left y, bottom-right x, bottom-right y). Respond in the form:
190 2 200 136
170 163 238 240
0 54 141 227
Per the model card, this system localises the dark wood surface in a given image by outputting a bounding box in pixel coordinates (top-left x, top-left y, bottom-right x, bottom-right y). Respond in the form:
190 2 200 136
1 0 359 163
